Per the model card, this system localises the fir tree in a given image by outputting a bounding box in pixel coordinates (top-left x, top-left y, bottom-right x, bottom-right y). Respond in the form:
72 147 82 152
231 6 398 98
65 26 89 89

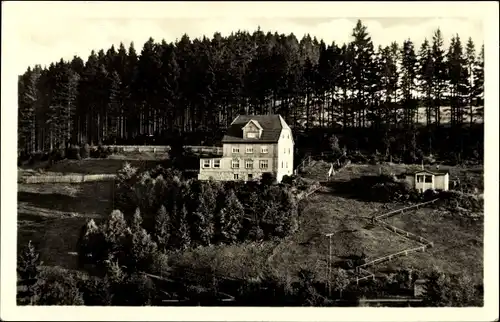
17 240 41 305
154 205 170 252
218 190 244 244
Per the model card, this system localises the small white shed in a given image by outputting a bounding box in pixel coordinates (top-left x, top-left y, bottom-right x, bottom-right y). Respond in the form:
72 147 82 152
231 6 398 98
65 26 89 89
404 168 449 192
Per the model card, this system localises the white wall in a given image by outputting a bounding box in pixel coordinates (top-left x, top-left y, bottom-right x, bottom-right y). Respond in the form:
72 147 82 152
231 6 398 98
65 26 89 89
276 128 294 182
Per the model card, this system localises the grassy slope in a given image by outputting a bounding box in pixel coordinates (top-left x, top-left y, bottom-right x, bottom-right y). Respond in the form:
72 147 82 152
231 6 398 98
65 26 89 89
17 181 114 269
18 152 168 178
379 208 483 283
16 157 483 286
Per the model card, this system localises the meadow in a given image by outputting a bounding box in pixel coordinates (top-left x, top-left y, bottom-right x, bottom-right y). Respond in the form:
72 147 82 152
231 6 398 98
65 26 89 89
17 153 484 291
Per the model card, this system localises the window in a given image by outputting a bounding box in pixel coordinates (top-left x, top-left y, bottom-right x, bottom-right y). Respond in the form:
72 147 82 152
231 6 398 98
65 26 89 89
247 132 257 139
234 174 239 180
248 174 253 180
288 148 291 154
203 160 211 168
232 160 240 169
232 147 239 153
286 162 288 168
287 134 289 139
213 159 220 168
416 175 424 183
261 146 268 153
425 175 433 183
281 161 284 168
246 146 253 154
245 160 253 169
284 148 286 153
259 160 268 169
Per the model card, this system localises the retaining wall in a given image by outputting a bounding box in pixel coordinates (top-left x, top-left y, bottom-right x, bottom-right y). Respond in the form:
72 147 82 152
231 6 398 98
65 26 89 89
20 174 117 184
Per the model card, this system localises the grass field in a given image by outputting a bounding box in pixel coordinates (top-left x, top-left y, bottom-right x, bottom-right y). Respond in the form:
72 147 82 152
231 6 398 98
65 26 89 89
17 181 114 269
16 157 484 288
304 161 484 192
379 207 483 283
18 155 167 180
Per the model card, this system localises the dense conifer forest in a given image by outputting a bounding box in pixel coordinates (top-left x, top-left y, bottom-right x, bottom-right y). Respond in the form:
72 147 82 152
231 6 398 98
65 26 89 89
18 19 484 161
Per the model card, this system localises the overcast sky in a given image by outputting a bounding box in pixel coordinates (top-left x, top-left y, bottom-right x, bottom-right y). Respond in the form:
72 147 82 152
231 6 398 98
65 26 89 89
3 2 488 75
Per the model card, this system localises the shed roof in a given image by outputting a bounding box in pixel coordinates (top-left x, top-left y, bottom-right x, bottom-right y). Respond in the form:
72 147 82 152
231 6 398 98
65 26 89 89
221 114 289 143
405 168 449 176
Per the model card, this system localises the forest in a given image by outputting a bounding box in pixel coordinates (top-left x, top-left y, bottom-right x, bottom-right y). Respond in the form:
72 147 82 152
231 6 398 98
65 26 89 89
17 19 484 161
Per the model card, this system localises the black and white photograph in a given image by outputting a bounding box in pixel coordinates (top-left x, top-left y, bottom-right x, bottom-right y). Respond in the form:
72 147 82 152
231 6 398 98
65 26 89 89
1 1 498 321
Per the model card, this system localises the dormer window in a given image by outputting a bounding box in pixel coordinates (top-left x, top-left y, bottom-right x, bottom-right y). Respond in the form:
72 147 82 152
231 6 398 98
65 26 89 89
243 120 263 140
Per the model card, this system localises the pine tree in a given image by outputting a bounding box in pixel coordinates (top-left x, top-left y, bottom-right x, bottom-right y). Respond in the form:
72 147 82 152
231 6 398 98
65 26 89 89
191 184 216 246
218 190 244 244
447 35 468 127
131 207 143 231
18 66 42 154
464 38 476 126
418 39 434 127
431 29 447 126
400 39 418 127
154 205 170 252
107 71 121 143
17 240 41 305
350 20 376 128
472 44 484 122
178 205 191 250
330 268 349 299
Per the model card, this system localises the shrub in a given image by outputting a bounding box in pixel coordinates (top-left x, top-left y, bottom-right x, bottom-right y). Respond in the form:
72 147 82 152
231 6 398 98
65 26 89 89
17 241 41 305
437 190 483 212
112 273 156 306
34 271 85 305
261 172 277 186
78 276 113 306
80 144 90 159
66 145 81 160
422 269 483 307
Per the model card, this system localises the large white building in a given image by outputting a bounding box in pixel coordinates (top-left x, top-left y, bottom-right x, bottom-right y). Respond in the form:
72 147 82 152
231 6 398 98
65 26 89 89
198 114 294 183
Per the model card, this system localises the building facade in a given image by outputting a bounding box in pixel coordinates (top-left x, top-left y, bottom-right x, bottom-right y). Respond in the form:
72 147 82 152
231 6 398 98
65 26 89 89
404 169 449 192
198 115 294 183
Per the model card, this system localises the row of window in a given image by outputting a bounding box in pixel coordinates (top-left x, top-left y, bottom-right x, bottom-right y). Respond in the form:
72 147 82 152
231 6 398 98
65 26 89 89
203 159 291 170
203 159 220 168
231 146 292 154
233 173 253 180
416 175 433 183
232 160 268 169
232 146 268 154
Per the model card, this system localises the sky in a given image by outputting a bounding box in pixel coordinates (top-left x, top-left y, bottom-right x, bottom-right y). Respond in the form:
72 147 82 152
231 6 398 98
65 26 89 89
3 2 486 76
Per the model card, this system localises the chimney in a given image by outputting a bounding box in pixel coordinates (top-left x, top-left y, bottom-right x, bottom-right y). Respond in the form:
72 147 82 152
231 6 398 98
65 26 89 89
421 160 424 170
436 164 440 170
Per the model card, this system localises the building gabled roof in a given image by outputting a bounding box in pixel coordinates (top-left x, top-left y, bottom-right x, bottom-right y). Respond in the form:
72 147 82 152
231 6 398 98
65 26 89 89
222 114 289 143
405 168 450 176
244 119 263 130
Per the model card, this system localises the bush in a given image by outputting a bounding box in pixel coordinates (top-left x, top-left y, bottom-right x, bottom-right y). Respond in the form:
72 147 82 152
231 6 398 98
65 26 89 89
34 271 85 305
261 172 277 186
108 166 300 252
80 144 90 159
437 190 483 212
66 145 81 160
78 276 113 305
111 274 156 306
422 269 483 306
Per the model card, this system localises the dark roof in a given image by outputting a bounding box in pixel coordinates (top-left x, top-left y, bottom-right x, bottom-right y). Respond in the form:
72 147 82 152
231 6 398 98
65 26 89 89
405 168 450 176
221 115 286 143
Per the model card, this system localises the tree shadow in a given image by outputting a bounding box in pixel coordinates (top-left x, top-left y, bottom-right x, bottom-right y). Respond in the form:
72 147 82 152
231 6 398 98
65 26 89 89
17 182 114 216
18 192 78 213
